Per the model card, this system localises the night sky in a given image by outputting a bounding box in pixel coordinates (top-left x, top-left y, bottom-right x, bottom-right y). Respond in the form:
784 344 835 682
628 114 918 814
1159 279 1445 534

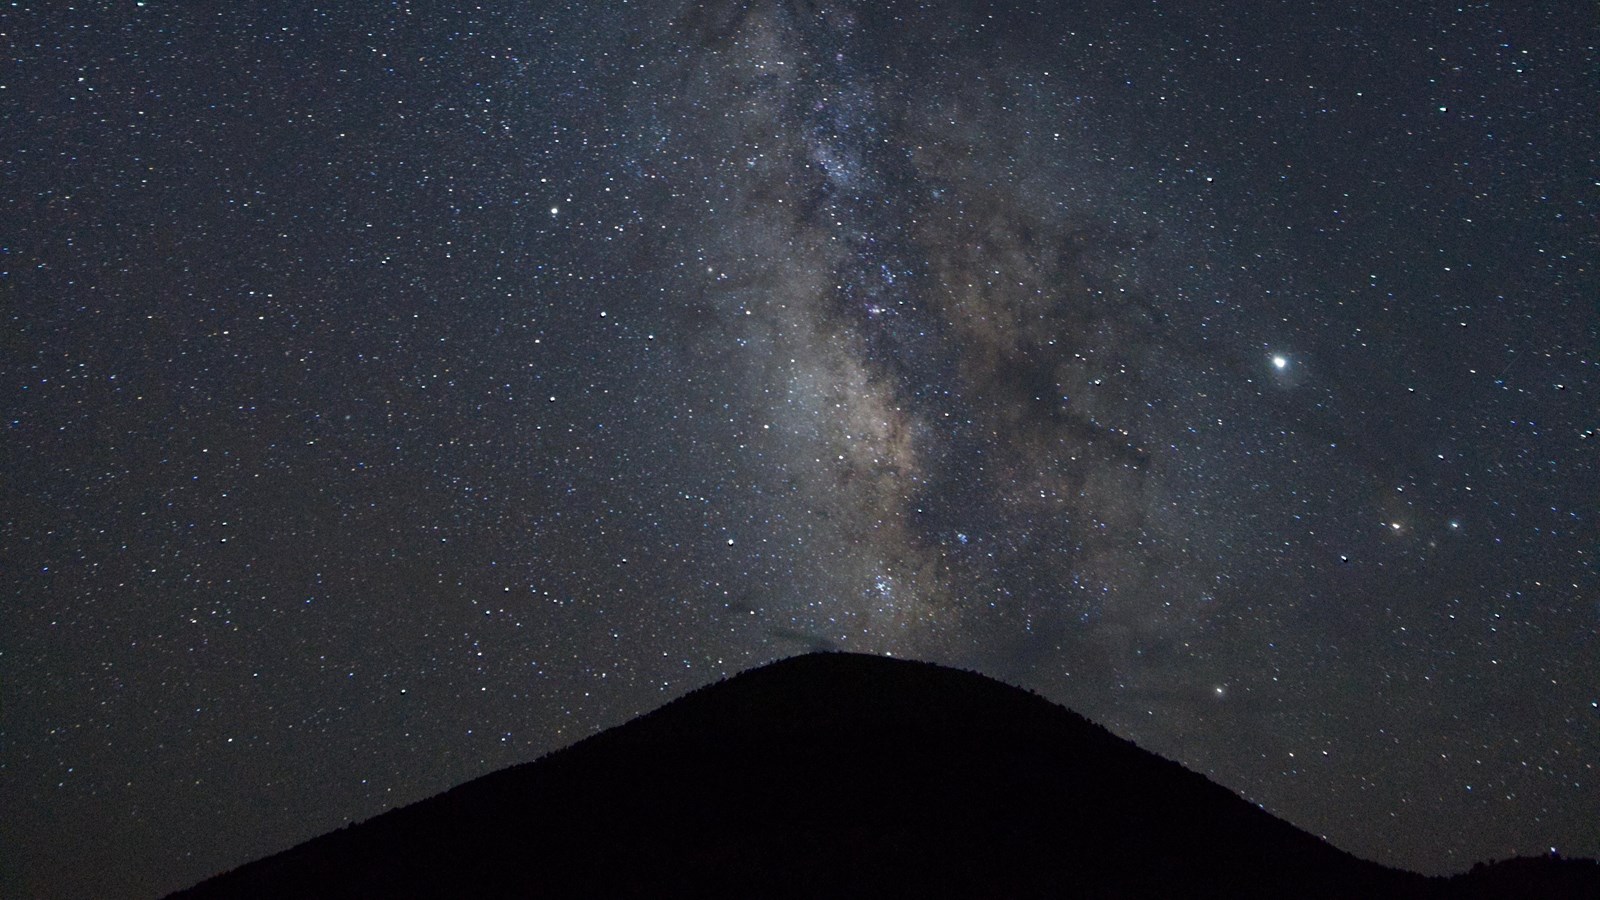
4 1 1596 897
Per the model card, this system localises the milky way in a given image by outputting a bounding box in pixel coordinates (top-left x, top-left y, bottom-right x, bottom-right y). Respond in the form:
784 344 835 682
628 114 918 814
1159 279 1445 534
640 1 1222 671
5 2 1595 896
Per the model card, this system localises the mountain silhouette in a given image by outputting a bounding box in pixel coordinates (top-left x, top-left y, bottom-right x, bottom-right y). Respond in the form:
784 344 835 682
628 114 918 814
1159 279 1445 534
169 652 1597 899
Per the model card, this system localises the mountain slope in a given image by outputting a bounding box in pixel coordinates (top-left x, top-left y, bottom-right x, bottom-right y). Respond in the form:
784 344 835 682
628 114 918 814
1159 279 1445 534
168 652 1591 899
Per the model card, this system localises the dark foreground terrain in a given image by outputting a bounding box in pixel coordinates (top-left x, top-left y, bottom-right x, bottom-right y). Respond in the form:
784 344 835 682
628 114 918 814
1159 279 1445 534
170 652 1597 899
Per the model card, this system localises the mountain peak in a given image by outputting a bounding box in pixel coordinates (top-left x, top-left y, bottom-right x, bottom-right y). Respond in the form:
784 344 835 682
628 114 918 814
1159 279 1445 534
170 653 1595 899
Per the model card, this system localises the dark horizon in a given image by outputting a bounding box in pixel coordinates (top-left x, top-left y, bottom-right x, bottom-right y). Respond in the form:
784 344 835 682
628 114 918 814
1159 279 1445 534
167 652 1600 899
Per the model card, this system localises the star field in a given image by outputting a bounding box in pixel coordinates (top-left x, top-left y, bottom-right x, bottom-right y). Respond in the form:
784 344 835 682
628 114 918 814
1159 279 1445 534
3 2 1596 897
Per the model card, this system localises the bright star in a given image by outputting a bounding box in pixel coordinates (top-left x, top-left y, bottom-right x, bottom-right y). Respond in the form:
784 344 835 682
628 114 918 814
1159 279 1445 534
1272 354 1288 370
